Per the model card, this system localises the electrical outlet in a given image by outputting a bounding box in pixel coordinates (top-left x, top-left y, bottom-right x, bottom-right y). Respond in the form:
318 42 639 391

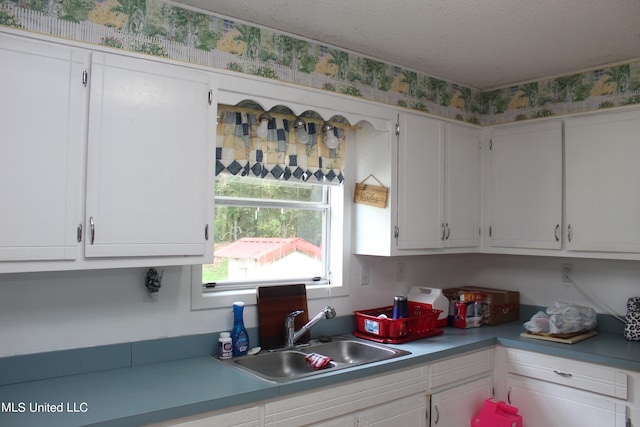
360 264 370 285
561 263 573 282
397 262 406 282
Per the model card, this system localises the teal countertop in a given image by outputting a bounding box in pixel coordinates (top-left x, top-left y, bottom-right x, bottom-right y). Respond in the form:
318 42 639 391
1 323 639 427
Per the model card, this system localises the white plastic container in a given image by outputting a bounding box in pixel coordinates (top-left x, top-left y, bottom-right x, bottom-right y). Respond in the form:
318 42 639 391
407 287 449 327
218 332 233 359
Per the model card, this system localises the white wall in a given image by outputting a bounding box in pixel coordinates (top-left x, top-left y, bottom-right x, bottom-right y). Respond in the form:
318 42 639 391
2 253 639 357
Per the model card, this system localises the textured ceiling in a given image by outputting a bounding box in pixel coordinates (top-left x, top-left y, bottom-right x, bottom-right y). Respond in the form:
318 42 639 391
171 0 640 90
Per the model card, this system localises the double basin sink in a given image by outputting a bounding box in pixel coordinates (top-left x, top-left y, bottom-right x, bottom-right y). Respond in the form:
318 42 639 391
223 336 411 382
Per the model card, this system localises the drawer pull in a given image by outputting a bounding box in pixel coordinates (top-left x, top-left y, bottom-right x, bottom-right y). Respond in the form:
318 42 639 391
553 370 573 378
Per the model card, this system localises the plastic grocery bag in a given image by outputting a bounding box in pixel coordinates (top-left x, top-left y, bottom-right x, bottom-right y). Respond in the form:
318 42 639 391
523 311 550 333
546 302 596 334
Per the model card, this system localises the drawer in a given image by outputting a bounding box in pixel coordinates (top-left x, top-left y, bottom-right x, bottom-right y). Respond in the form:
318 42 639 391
429 348 493 390
507 349 627 400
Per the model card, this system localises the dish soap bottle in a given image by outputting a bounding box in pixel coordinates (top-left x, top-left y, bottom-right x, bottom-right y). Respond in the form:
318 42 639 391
231 301 249 356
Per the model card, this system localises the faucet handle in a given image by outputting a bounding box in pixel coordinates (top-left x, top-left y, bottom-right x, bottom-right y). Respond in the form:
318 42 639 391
285 310 304 327
287 310 304 319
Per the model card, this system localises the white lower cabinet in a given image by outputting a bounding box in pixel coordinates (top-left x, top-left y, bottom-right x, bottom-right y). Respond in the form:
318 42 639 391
356 393 428 427
428 348 494 427
507 375 627 427
264 366 426 427
430 376 493 427
497 347 632 427
145 405 260 427
308 393 428 427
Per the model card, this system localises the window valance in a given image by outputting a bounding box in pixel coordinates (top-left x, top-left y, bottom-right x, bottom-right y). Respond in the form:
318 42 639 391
216 104 348 185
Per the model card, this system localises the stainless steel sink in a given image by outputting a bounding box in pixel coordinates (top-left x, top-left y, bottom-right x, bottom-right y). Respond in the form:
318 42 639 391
224 336 411 382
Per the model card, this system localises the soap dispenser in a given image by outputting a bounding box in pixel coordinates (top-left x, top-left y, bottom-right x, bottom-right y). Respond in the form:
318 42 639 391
231 301 249 356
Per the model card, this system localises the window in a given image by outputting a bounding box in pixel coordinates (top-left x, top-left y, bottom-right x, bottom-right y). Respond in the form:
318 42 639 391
191 104 351 310
192 175 346 310
208 174 329 285
222 19 235 34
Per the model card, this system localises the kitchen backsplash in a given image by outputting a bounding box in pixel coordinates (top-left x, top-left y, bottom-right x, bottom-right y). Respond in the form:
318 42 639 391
1 0 639 125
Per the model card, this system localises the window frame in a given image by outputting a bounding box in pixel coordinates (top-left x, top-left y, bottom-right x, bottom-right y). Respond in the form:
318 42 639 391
191 178 348 310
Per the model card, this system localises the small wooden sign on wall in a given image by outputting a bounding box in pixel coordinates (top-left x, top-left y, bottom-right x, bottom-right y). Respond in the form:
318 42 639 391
353 175 388 208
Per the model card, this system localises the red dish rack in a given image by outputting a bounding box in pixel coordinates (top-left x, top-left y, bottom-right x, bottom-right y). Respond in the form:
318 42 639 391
353 302 443 344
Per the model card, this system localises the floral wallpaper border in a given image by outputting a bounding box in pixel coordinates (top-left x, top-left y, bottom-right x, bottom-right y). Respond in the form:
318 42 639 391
2 0 639 126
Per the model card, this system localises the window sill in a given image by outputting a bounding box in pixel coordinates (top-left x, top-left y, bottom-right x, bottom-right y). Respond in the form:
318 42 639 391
190 268 348 310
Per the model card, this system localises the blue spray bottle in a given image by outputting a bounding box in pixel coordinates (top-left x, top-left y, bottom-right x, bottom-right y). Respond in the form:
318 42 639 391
231 301 249 356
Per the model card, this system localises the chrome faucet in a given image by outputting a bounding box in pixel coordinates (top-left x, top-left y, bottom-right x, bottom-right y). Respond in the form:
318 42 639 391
284 306 336 347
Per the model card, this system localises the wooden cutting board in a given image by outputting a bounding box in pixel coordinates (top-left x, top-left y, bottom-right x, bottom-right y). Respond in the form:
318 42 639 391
520 330 598 344
257 284 310 350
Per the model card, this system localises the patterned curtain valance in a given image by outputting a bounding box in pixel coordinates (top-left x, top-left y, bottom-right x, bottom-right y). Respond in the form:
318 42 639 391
216 104 348 185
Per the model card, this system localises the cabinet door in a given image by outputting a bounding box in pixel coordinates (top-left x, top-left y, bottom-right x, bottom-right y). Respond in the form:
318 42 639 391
149 405 260 426
565 109 640 253
0 33 86 264
489 121 563 249
85 52 215 259
431 376 492 427
444 123 480 248
507 375 627 427
357 393 427 427
396 113 444 249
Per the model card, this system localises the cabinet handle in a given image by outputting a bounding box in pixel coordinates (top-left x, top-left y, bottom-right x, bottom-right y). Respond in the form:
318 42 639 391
204 224 209 241
567 224 573 242
434 405 439 424
507 386 511 404
441 223 446 241
554 224 560 242
77 224 83 243
89 217 95 245
208 90 213 105
445 223 450 240
553 370 573 378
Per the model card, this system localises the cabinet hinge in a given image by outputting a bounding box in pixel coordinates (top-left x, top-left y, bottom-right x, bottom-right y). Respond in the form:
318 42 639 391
82 69 88 87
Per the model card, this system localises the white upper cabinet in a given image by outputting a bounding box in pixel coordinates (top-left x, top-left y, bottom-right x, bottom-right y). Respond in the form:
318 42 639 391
445 122 481 248
396 113 445 250
354 112 479 256
0 31 216 273
397 113 480 251
85 52 216 259
0 33 87 264
487 120 563 250
565 109 640 253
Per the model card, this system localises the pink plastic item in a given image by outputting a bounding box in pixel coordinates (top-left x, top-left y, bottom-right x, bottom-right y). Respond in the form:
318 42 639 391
471 398 522 427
